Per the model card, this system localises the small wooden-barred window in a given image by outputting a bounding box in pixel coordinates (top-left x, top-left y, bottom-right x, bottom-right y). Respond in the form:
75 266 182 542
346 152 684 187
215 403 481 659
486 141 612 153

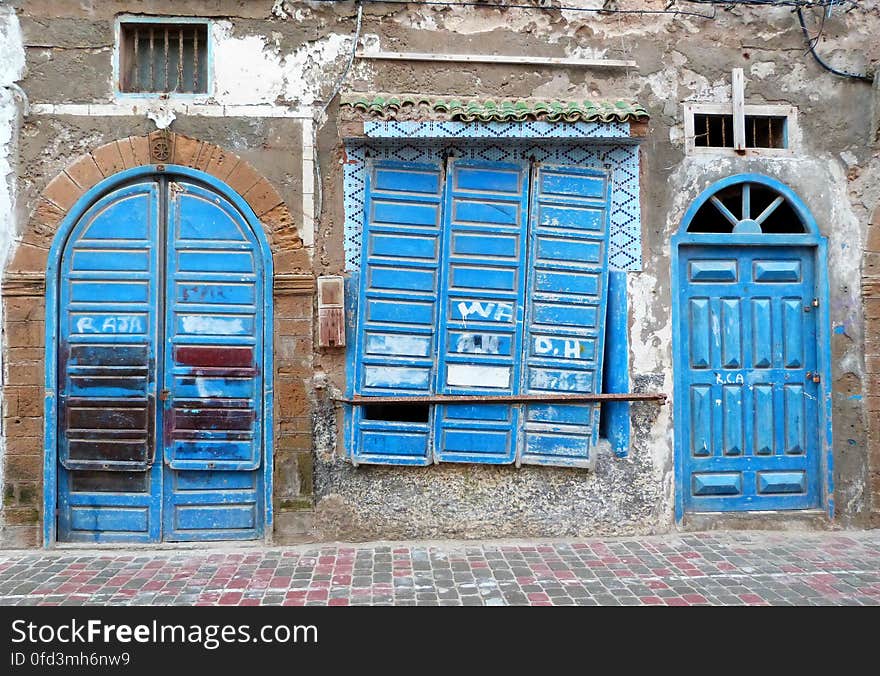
743 115 787 149
119 22 209 94
693 113 788 150
693 113 734 148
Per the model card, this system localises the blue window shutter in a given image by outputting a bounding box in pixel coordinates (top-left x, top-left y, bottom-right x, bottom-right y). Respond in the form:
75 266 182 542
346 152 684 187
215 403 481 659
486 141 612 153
352 160 445 465
519 164 612 468
434 159 531 464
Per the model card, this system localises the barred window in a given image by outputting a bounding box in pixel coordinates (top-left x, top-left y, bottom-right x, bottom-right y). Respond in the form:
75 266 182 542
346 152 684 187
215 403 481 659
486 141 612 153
118 21 209 94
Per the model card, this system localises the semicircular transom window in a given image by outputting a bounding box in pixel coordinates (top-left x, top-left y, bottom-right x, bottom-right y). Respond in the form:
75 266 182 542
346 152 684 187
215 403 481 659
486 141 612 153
687 181 805 234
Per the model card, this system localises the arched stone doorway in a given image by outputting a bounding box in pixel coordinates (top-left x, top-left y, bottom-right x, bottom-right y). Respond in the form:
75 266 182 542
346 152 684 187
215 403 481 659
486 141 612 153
1 133 308 545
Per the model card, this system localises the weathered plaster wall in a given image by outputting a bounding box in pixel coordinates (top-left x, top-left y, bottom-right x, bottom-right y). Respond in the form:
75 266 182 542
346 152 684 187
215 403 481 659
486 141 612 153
0 3 26 543
18 0 376 108
2 0 878 545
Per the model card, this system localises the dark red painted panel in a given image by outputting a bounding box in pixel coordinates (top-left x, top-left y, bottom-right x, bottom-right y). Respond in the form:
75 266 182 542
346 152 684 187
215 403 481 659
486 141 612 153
175 346 253 368
172 408 256 431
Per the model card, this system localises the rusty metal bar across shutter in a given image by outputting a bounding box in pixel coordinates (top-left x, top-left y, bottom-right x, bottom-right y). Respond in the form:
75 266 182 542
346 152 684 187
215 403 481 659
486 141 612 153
337 392 667 405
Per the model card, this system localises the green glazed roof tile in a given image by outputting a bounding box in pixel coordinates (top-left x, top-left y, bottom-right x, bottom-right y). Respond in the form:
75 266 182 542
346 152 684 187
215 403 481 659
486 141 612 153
340 94 649 123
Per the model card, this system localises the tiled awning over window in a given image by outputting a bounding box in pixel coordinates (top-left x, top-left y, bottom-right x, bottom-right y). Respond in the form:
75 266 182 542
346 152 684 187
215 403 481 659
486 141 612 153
340 94 649 123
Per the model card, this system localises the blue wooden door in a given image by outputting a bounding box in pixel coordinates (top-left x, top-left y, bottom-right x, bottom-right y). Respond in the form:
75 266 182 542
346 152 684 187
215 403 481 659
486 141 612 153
161 180 265 541
57 180 162 542
56 176 266 542
678 244 821 511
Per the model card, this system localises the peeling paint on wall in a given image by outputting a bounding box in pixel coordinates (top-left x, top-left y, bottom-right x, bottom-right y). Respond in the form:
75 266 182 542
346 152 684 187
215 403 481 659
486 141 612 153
212 19 377 108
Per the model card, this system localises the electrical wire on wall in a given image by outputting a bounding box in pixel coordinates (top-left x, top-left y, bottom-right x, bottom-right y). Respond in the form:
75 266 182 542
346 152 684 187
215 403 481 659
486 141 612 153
682 0 853 6
796 6 872 82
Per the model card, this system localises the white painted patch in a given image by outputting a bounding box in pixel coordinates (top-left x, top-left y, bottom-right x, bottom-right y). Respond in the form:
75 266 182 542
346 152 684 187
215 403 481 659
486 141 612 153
32 102 311 119
181 315 245 335
212 22 285 105
839 150 858 168
364 365 428 388
367 333 430 356
0 5 24 269
208 21 379 108
528 368 589 392
627 271 675 487
446 364 510 389
750 61 776 79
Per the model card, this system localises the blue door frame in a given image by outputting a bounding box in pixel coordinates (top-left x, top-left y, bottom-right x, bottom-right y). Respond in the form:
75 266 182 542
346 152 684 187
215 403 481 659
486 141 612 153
43 165 275 546
671 174 833 521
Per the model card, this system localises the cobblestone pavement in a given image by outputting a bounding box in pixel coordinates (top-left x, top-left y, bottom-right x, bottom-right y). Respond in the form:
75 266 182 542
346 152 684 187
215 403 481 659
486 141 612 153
0 530 878 606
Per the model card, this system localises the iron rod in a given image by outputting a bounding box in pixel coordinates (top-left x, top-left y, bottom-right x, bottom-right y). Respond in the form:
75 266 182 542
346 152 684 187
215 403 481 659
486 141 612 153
178 27 184 91
164 27 170 92
149 27 154 91
337 393 667 405
193 28 199 91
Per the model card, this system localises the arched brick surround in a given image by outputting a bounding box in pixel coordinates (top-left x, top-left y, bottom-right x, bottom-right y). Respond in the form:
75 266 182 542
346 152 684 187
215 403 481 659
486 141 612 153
1 132 314 547
866 207 880 526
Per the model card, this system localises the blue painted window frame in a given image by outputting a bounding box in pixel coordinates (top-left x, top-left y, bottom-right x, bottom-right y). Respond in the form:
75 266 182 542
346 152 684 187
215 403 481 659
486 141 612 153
671 173 833 522
43 166 274 546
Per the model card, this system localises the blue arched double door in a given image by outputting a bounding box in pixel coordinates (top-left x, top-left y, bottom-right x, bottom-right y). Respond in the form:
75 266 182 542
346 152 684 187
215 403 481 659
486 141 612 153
51 170 270 543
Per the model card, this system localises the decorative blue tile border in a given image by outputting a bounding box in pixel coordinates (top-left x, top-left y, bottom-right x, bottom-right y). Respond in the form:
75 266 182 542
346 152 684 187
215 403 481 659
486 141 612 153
343 124 642 272
362 120 631 139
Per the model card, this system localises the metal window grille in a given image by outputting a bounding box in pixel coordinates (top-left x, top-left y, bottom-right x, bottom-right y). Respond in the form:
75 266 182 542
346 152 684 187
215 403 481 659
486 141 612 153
119 22 208 94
